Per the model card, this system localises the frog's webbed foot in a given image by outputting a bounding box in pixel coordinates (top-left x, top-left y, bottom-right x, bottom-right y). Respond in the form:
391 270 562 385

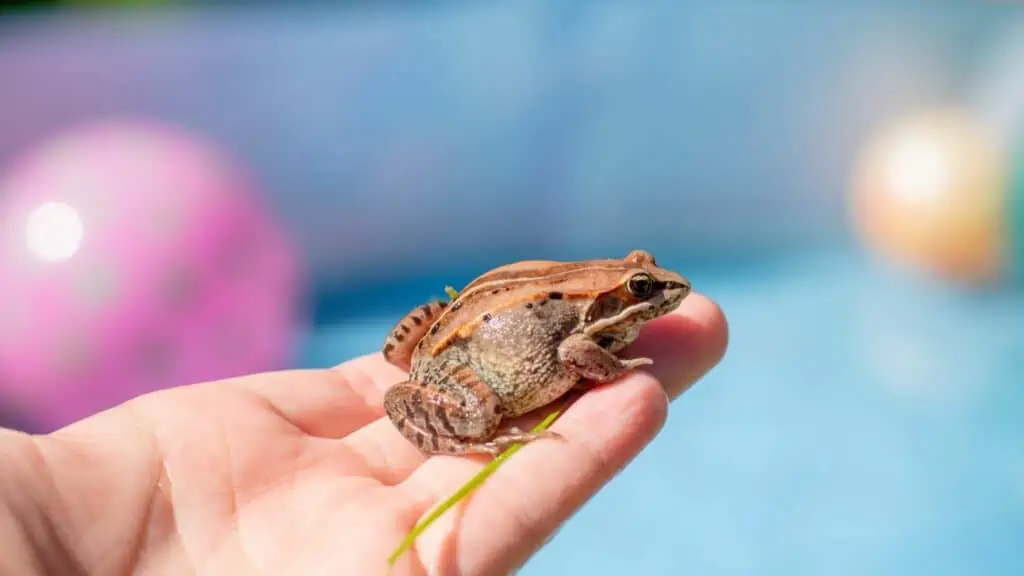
558 332 653 382
381 300 449 372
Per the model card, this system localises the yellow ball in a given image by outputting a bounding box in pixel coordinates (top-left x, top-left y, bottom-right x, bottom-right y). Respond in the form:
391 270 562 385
850 108 1011 285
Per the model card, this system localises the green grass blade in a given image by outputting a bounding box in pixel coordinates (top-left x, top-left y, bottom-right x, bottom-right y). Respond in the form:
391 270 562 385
387 408 563 566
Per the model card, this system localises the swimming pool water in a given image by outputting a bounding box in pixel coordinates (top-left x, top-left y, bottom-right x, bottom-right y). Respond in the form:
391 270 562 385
300 249 1024 575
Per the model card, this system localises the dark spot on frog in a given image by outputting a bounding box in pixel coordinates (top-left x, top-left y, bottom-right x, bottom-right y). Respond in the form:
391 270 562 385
537 299 548 306
419 304 433 316
383 342 395 356
439 300 449 308
411 315 423 326
400 323 411 334
430 324 440 335
451 301 462 311
525 302 534 309
548 291 563 300
393 331 405 342
482 313 492 323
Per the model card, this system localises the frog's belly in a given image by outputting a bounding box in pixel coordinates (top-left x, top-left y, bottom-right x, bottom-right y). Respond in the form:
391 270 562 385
471 342 578 418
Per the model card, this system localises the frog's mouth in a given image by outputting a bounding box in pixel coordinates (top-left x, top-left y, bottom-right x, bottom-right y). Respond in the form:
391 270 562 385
652 280 691 315
583 301 656 336
632 280 690 321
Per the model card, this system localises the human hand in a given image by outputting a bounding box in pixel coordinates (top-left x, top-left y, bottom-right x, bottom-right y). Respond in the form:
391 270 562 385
2 293 726 575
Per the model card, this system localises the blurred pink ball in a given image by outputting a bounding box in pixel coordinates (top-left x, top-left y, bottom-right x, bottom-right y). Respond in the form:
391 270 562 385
0 120 305 431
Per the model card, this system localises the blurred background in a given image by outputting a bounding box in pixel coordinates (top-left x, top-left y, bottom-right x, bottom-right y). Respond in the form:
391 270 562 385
1 0 1023 574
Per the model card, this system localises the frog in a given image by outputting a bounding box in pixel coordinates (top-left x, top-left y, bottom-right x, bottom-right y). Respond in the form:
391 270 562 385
380 249 691 457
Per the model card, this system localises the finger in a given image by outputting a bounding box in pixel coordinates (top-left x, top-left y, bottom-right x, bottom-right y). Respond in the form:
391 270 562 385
401 293 728 574
218 356 399 439
628 292 729 398
340 417 429 485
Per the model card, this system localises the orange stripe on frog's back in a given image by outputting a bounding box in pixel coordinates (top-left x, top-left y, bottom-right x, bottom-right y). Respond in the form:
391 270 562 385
426 260 634 357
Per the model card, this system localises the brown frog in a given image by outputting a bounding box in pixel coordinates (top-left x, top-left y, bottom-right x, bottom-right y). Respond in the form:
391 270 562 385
380 249 691 457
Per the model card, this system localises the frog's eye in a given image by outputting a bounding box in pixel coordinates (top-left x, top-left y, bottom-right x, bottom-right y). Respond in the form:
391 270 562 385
626 272 655 298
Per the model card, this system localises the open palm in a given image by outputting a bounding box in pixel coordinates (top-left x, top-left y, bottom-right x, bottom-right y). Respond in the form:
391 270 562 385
25 294 726 576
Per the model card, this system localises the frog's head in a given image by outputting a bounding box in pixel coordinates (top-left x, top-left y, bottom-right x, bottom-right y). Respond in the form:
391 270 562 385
583 249 691 329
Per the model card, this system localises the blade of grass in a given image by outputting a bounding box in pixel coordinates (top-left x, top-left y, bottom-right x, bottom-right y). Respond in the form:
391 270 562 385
387 408 563 566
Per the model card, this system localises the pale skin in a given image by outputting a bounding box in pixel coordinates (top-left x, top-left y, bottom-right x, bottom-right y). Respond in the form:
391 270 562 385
0 293 726 576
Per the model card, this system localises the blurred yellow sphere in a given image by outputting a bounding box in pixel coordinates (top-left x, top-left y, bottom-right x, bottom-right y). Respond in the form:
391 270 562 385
851 108 1011 284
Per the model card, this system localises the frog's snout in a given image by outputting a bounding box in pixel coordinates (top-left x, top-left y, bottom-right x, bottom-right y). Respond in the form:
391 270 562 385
663 279 691 301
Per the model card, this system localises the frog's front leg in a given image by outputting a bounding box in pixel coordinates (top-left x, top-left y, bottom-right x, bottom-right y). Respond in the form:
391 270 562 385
383 367 560 457
558 332 653 382
381 300 449 372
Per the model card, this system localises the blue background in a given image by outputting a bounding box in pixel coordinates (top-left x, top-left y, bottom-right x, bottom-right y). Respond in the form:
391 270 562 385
2 2 1024 574
301 249 1024 575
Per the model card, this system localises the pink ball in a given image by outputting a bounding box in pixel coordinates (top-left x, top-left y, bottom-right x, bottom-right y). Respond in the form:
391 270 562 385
0 120 305 431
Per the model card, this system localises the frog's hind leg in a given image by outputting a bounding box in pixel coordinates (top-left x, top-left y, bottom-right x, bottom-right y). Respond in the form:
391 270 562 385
383 367 560 457
381 300 448 372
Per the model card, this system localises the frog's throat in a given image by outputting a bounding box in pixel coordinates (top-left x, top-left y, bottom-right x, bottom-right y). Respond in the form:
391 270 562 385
583 302 656 336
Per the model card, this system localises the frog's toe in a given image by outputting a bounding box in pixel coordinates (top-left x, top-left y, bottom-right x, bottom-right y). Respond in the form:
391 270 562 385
487 429 564 453
535 429 566 442
505 426 564 440
621 356 654 369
